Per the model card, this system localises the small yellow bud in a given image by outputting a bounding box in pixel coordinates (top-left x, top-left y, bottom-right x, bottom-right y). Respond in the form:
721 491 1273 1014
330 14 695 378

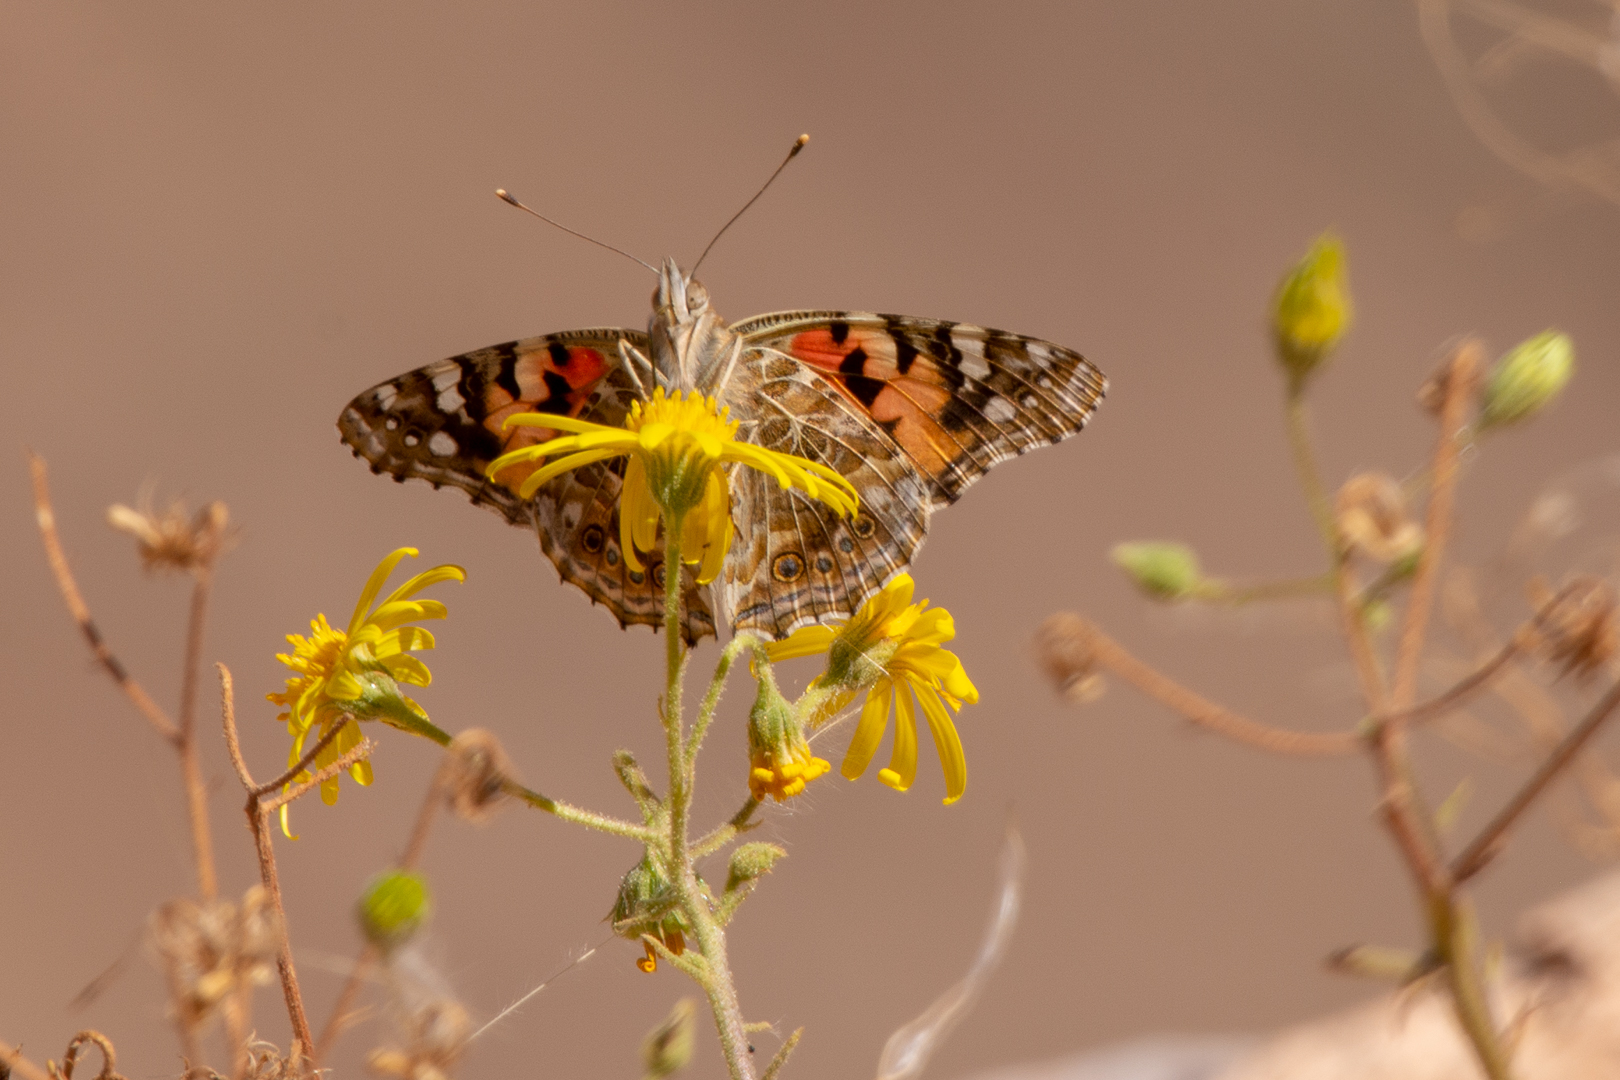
1111 542 1202 601
1479 330 1574 431
358 870 431 947
642 998 697 1080
1272 233 1352 384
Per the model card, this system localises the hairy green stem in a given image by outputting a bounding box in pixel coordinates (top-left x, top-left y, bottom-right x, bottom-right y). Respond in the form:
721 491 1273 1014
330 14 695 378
661 522 757 1080
503 780 657 842
689 633 755 767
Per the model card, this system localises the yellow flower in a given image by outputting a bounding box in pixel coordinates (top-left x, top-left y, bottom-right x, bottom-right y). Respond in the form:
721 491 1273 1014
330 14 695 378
486 388 858 585
765 574 977 804
745 662 833 802
268 548 464 836
1272 232 1352 383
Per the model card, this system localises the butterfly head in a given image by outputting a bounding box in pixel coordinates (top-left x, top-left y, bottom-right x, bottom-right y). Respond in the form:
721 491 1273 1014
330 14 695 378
649 256 735 394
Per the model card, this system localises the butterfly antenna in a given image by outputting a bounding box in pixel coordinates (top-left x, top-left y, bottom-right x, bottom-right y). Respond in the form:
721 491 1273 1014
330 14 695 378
689 134 809 277
495 189 659 275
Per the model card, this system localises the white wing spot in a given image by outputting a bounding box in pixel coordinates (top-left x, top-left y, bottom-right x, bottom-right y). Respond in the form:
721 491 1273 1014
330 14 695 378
374 385 398 409
983 396 1017 424
437 386 465 414
960 355 991 381
403 433 421 448
384 417 399 430
428 432 458 457
431 368 461 393
1020 392 1040 409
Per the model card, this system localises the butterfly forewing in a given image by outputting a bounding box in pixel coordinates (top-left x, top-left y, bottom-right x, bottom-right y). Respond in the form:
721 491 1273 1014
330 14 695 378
730 311 1107 506
339 328 718 644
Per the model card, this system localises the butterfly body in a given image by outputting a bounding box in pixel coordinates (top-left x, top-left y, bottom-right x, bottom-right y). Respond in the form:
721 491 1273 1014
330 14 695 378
340 260 1105 642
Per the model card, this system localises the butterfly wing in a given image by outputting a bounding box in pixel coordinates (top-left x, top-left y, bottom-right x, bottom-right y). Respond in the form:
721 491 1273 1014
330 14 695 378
338 329 717 643
721 349 933 638
731 311 1107 506
719 312 1106 637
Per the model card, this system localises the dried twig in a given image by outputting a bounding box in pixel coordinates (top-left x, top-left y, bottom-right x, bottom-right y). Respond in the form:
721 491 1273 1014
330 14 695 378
218 664 374 1058
2 1039 51 1080
1452 678 1620 883
1037 614 1359 756
28 452 177 740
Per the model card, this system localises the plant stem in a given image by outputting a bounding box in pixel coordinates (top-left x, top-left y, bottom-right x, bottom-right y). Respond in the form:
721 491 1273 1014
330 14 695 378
1284 386 1338 550
178 566 219 902
660 524 757 1080
503 780 658 841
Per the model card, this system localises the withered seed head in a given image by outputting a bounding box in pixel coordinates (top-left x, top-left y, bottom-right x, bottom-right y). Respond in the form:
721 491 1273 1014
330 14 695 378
1522 576 1618 682
1335 472 1423 564
1035 614 1107 704
366 1000 471 1080
443 729 514 823
107 494 232 575
150 887 280 1030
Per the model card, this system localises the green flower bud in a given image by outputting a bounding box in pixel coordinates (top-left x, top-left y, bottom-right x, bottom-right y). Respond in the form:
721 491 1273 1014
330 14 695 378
642 998 697 1080
1273 233 1352 384
1479 330 1574 431
611 855 689 972
746 665 830 802
1111 542 1202 601
358 869 430 947
726 842 787 894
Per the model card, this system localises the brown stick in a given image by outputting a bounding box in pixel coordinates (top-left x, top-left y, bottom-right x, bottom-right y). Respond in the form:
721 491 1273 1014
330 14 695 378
1066 617 1359 756
28 451 178 741
1452 678 1620 883
1391 340 1481 715
3 1038 53 1080
178 567 218 902
218 665 375 1059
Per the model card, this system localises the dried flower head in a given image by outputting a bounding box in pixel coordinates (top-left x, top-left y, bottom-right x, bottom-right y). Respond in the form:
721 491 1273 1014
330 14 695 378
1035 613 1107 704
443 729 514 823
366 1000 471 1080
149 887 280 1030
1335 472 1424 564
1523 576 1618 681
106 494 231 575
241 1042 311 1080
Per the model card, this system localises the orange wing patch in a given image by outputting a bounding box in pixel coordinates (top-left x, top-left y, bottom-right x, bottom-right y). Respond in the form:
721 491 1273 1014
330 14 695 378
788 326 956 480
484 343 608 493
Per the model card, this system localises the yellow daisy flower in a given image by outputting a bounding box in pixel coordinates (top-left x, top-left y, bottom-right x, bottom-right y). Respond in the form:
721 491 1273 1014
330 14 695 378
486 388 858 585
268 547 464 836
765 573 977 804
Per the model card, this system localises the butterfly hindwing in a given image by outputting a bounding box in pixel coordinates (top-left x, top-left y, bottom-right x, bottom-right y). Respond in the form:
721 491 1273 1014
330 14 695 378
731 311 1107 506
338 328 717 644
720 348 932 637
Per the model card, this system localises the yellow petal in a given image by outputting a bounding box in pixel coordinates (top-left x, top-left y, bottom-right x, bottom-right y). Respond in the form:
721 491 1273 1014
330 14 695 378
914 684 968 804
841 681 891 780
619 457 657 571
347 548 419 638
376 565 466 609
884 686 919 791
517 448 623 499
381 653 432 686
763 625 837 662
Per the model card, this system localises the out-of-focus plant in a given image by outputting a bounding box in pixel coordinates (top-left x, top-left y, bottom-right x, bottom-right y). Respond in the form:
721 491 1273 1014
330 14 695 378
1039 232 1610 1080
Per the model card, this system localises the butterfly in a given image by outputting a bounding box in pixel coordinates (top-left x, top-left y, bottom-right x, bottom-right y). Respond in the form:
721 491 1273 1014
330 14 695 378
339 257 1106 644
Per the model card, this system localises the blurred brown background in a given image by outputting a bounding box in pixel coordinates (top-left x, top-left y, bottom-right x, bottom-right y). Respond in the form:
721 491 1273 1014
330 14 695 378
3 2 1619 1079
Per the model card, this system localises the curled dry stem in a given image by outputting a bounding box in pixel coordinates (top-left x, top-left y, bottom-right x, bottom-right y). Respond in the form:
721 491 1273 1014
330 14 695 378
1036 613 1359 756
49 1032 126 1080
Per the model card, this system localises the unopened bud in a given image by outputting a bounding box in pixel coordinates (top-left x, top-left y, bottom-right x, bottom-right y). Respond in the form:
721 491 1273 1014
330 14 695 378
359 870 431 948
1479 330 1574 431
1272 233 1352 384
1111 542 1202 601
641 998 697 1080
726 843 786 894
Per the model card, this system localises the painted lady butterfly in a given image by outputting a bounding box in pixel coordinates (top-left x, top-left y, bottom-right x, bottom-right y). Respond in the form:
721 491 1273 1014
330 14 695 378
339 257 1105 643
